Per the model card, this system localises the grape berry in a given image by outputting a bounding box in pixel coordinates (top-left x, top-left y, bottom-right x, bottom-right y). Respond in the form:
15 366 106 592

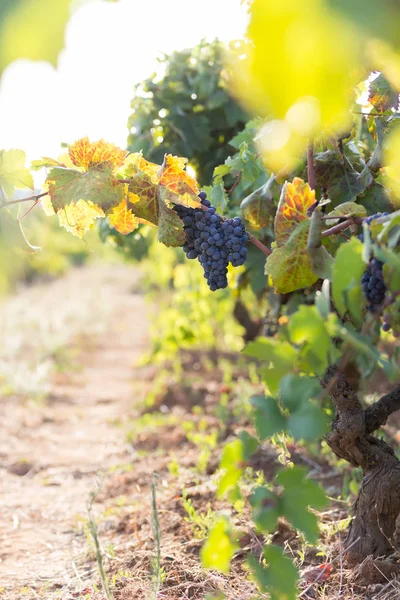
173 191 248 291
361 258 386 311
359 213 392 330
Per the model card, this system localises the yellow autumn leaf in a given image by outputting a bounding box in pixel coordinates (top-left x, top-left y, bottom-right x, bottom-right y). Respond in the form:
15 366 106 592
68 137 127 171
109 199 139 235
57 200 105 238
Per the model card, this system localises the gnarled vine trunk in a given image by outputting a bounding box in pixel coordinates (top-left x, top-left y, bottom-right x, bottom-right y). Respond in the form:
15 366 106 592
321 365 400 563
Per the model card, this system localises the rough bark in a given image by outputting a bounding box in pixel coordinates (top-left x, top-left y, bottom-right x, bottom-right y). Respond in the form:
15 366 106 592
321 366 400 563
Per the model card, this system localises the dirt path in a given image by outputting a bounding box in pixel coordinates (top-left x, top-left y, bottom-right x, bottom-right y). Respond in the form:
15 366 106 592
0 264 149 597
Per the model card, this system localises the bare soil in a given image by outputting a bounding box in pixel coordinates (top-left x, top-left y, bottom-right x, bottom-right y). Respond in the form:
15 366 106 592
0 265 148 598
1 264 399 600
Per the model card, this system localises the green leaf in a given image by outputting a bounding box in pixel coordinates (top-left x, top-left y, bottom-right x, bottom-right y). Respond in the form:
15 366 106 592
209 182 228 212
218 439 244 499
31 157 65 171
276 467 328 510
279 375 328 441
46 165 123 212
250 487 280 533
282 500 320 543
201 517 238 574
369 72 399 112
332 237 365 325
358 183 393 215
279 375 320 412
240 175 278 230
244 338 297 394
0 0 70 72
277 466 328 543
327 201 367 222
287 403 329 442
289 306 338 375
157 199 186 247
0 149 34 198
266 221 320 294
251 396 287 439
248 545 299 600
237 431 259 460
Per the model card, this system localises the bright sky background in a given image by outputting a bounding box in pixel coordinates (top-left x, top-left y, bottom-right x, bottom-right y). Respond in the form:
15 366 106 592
0 0 247 163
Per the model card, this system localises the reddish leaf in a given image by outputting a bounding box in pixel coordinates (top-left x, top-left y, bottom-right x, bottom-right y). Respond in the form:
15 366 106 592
301 563 332 584
275 178 316 247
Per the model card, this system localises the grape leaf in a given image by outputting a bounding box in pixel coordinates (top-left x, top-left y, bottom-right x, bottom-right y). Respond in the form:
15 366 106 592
218 439 244 498
369 72 399 112
157 198 186 246
0 149 34 198
250 487 280 533
266 221 319 293
289 306 338 374
248 545 299 600
128 172 159 225
45 165 124 212
276 467 327 543
287 403 329 442
31 157 66 171
68 137 127 171
128 163 187 246
158 154 200 206
57 200 105 238
241 175 278 230
327 201 367 223
244 338 297 394
201 518 238 574
332 237 365 324
251 395 287 439
108 199 139 235
274 178 315 246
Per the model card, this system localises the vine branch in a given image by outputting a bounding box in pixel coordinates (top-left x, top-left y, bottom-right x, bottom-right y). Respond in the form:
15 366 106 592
307 142 316 191
1 191 48 208
248 234 272 256
321 218 360 238
365 385 400 434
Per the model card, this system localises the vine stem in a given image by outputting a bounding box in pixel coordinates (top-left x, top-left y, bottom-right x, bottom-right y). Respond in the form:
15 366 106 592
307 142 316 190
249 234 272 256
1 191 48 208
321 218 358 238
227 172 242 195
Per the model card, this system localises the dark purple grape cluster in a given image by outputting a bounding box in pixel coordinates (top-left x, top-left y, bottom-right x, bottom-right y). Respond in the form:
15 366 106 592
173 191 248 291
358 213 389 313
361 258 386 311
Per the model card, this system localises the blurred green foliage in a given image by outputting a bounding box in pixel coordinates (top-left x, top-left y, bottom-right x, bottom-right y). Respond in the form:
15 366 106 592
127 40 247 184
0 209 114 294
0 0 71 73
